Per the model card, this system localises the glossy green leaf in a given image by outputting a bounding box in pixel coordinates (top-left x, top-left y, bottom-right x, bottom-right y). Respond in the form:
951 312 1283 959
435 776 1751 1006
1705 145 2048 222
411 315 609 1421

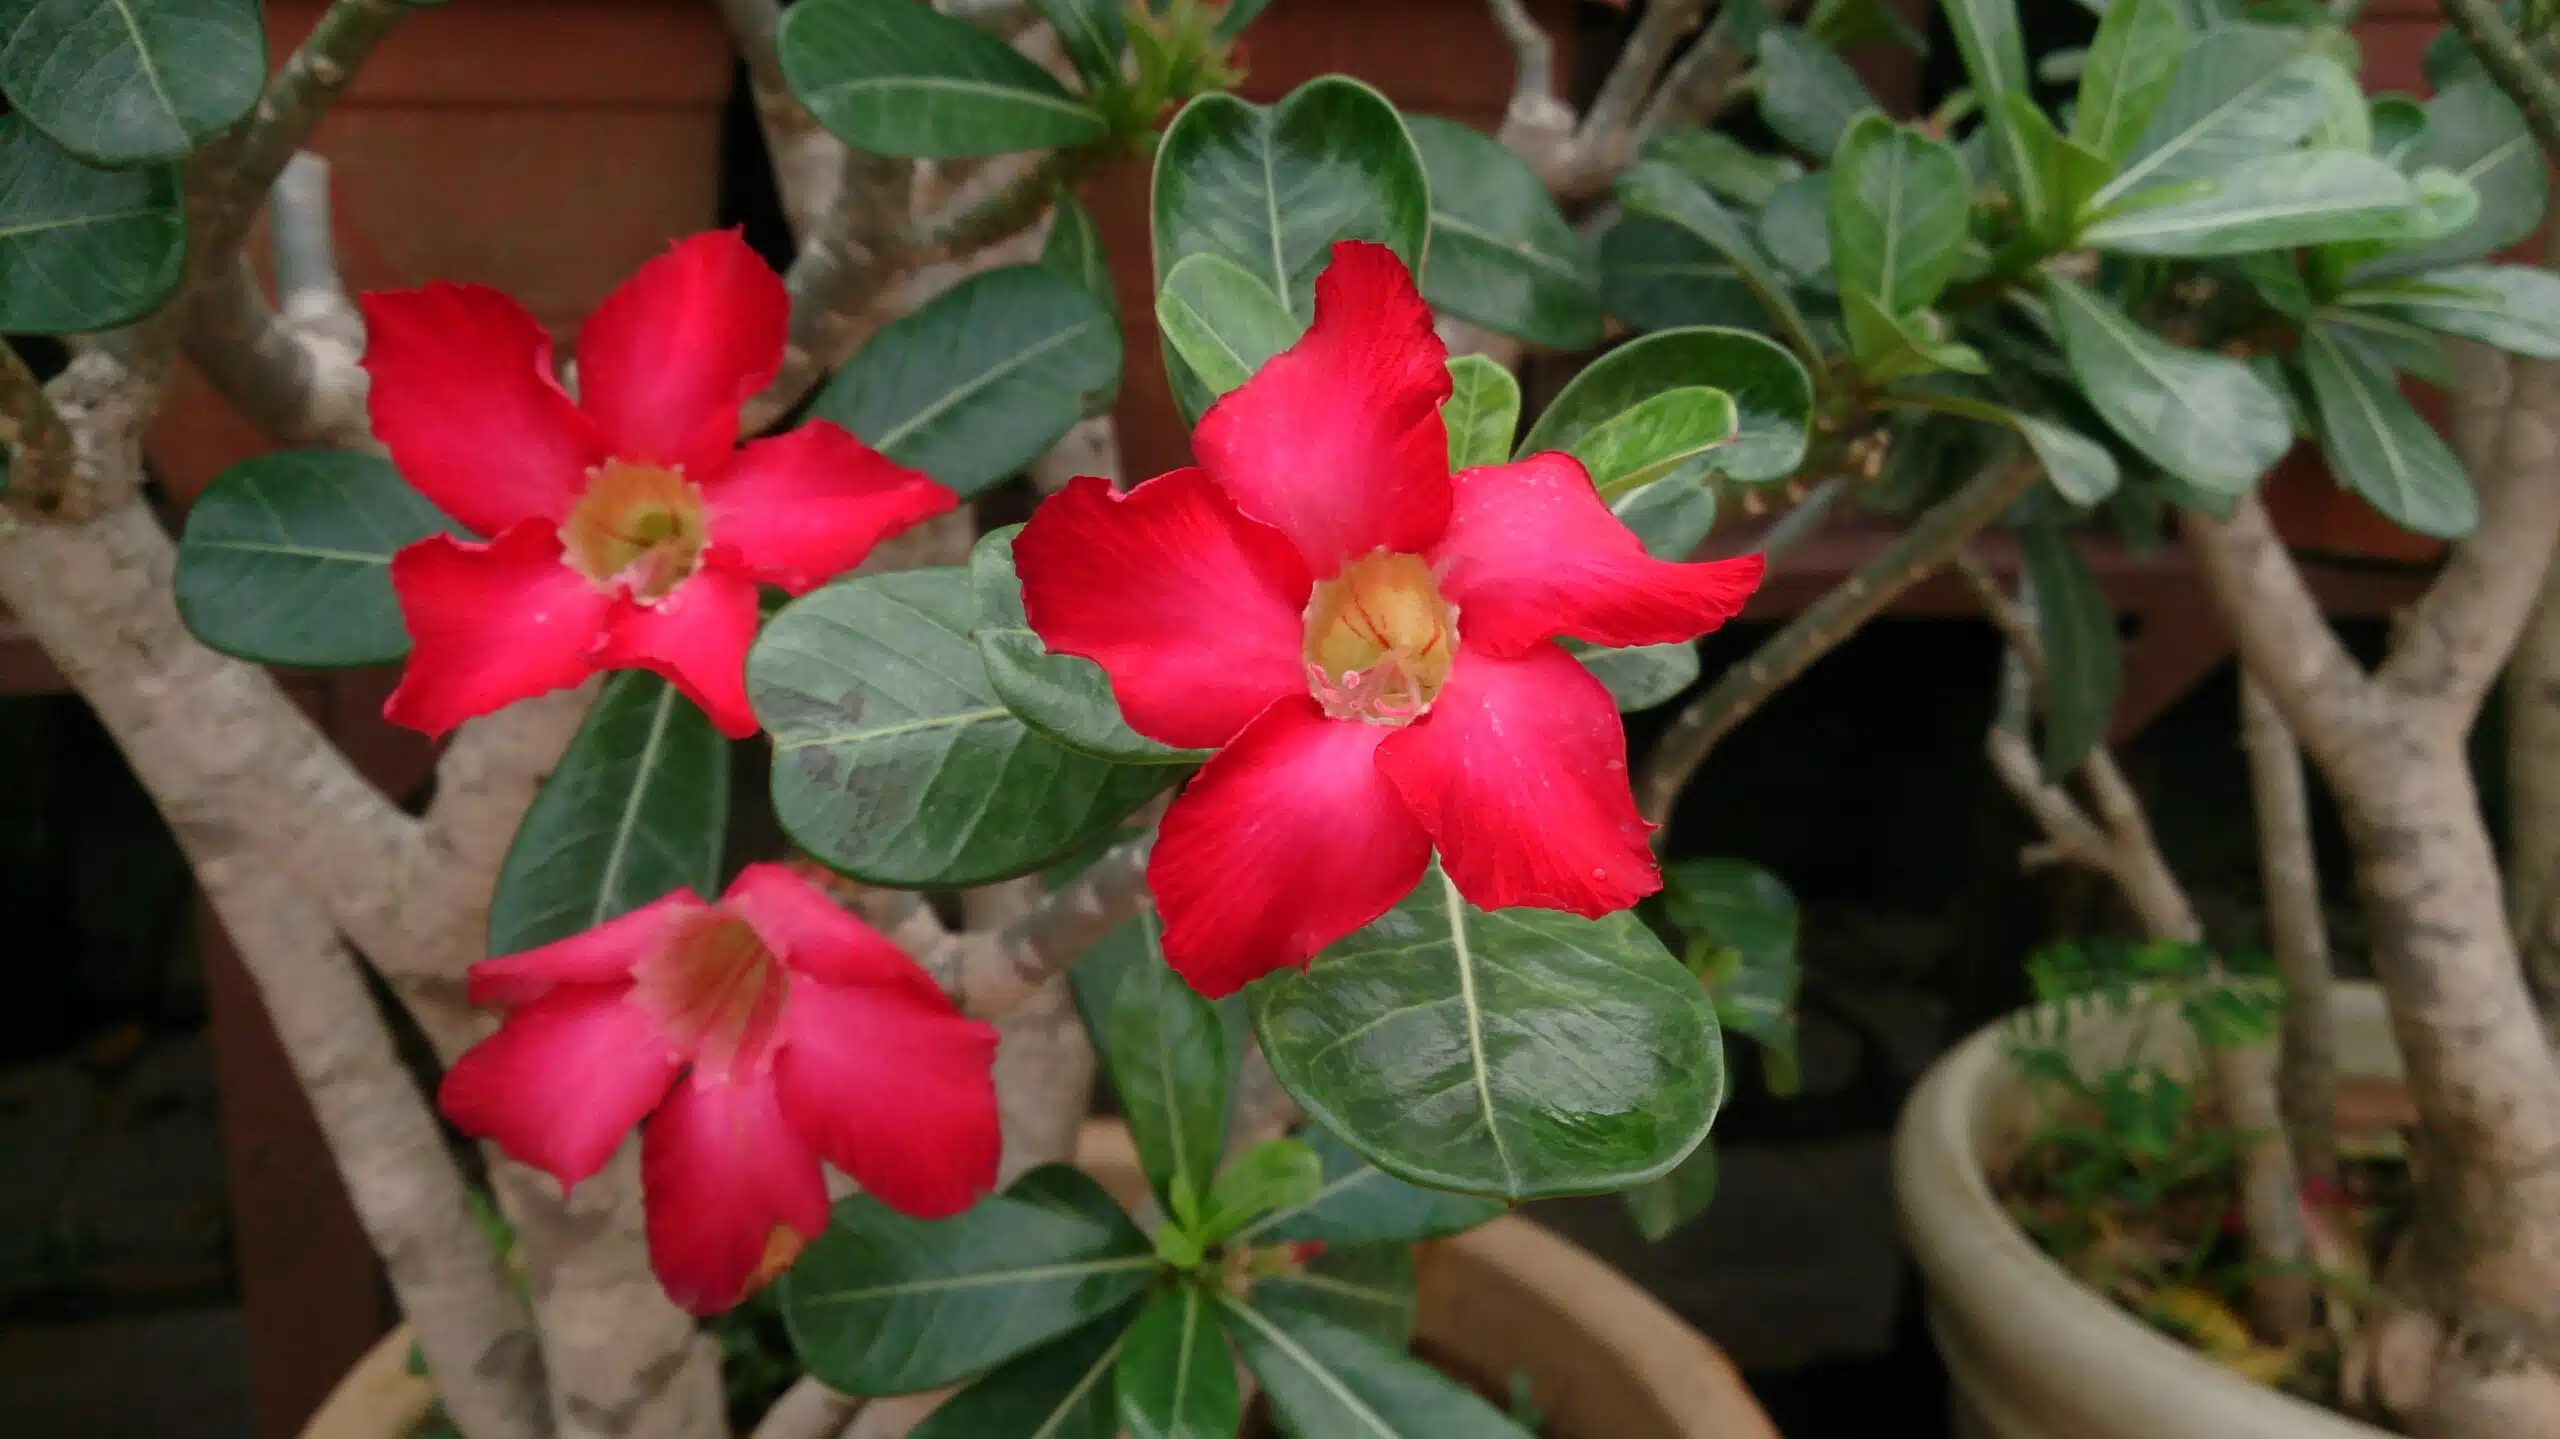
1522 327 1812 486
910 1311 1132 1439
486 673 728 957
2365 77 2547 274
2000 95 2115 237
1941 0 2039 215
752 568 1171 887
0 0 263 166
817 264 1120 498
2345 265 2560 361
2085 150 2438 258
0 116 184 333
1569 386 1739 499
2310 305 2454 387
1640 130 1802 208
2070 0 2184 163
1755 27 1877 161
1210 0 1278 41
1755 171 1836 282
1442 355 1521 471
2016 414 2121 506
1233 1125 1505 1248
2021 523 2121 778
1841 291 1985 382
2301 324 2476 540
173 451 460 668
1106 916 1233 1220
1828 114 1970 314
1624 1138 1719 1242
2046 276 2290 495
1199 1138 1324 1241
2371 93 2428 164
1661 857 1798 1050
780 1166 1156 1394
1249 1244 1418 1345
2098 27 2340 203
1223 1297 1534 1437
972 525 1202 766
780 0 1106 156
1045 194 1121 318
1808 0 1927 53
1034 0 1125 91
1571 639 1702 713
1598 217 1767 332
1610 468 1719 561
1618 154 1822 360
1155 251 1304 398
1115 1286 1238 1439
1252 867 1724 1200
1407 114 1603 349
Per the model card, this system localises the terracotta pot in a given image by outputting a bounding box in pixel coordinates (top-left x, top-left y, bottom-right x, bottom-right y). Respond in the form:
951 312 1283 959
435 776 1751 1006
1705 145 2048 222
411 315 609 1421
302 1119 1779 1439
1894 981 2402 1439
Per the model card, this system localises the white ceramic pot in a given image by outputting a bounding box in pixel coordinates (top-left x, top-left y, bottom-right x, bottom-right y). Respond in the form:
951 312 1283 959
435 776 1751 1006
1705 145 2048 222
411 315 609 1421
1893 980 2402 1439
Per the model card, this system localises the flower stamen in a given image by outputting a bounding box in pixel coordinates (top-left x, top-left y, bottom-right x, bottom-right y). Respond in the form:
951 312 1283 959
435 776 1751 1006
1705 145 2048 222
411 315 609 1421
1303 551 1458 726
561 459 709 603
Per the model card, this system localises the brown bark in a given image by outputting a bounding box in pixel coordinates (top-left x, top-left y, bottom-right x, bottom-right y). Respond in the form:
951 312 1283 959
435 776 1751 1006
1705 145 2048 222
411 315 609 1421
2241 678 2340 1190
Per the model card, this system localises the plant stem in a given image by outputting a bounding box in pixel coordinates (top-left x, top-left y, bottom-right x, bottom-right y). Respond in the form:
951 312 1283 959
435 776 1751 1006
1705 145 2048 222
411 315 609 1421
0 340 75 516
2241 676 2339 1190
2440 0 2560 157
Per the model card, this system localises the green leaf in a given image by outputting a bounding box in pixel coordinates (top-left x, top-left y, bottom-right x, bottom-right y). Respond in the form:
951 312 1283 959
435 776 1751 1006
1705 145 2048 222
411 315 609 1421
1252 867 1724 1201
1210 0 1279 41
2097 27 2340 203
1045 194 1121 320
1250 1244 1417 1345
2345 265 2560 361
752 567 1172 887
1617 158 1822 361
1222 1297 1535 1437
1522 327 1812 486
1598 217 1768 332
2070 0 2184 164
2084 150 2439 258
1232 1125 1506 1249
910 1311 1132 1439
1807 0 1928 53
2045 276 2290 495
1570 639 1703 713
2371 93 2428 165
1755 171 1835 282
1155 251 1304 398
1999 95 2115 237
1442 355 1521 471
0 116 184 333
780 1166 1157 1394
1754 27 1877 161
2021 523 2120 778
1611 470 1720 561
1828 114 1970 314
971 525 1204 766
1407 114 1603 349
173 451 461 669
1841 291 1986 382
1940 0 2038 215
1569 386 1739 499
2016 414 2121 506
1033 0 1126 92
2363 77 2547 274
2310 305 2454 387
816 264 1122 498
1114 1286 1238 1439
1199 1138 1324 1241
0 0 264 166
1640 130 1802 208
1624 1138 1719 1242
2300 325 2476 540
1661 857 1799 1050
1106 916 1234 1220
486 673 729 957
780 0 1106 157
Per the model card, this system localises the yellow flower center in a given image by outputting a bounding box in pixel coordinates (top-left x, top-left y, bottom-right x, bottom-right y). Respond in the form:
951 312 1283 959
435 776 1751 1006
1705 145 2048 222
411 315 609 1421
560 459 709 603
1303 551 1457 725
630 913 789 1079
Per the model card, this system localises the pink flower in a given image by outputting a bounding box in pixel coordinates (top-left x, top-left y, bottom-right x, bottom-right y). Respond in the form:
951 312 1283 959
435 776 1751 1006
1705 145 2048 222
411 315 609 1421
1015 242 1766 998
438 864 1001 1314
365 231 955 739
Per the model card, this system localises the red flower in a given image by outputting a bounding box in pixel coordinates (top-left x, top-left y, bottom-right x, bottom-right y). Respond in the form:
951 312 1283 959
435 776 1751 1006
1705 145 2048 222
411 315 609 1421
365 231 955 739
1015 242 1766 998
438 864 1001 1314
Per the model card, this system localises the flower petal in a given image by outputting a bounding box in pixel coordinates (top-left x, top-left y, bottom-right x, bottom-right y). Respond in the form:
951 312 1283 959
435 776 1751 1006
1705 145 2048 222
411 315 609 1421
591 565 763 739
578 231 790 478
1151 697 1432 998
438 986 679 1189
1432 452 1767 655
384 524 612 737
1191 241 1453 575
702 423 955 592
1016 470 1311 750
360 281 607 536
1379 642 1659 915
642 1071 831 1315
471 889 712 1006
722 863 947 1004
774 980 1001 1218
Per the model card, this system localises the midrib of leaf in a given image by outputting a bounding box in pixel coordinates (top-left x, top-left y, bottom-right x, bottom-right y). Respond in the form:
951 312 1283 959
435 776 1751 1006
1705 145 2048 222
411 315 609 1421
1263 1272 1410 1309
870 319 1097 454
1431 212 1579 281
1259 120 1290 317
589 683 679 928
1168 1288 1201 1426
1219 1299 1398 1438
2089 186 2385 243
772 706 1009 751
2314 330 2415 498
1230 1165 1379 1244
2097 63 2294 205
1443 869 1518 1192
2062 283 2240 452
105 0 180 134
0 207 166 241
1030 1337 1125 1439
2460 131 2529 185
1162 289 1251 382
802 1254 1156 1306
197 538 390 565
818 74 1094 119
1876 138 1904 312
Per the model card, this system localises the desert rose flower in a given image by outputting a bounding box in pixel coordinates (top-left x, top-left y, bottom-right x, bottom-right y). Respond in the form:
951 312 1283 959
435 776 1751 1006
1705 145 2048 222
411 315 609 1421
439 864 1000 1314
365 230 954 739
1015 241 1766 998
